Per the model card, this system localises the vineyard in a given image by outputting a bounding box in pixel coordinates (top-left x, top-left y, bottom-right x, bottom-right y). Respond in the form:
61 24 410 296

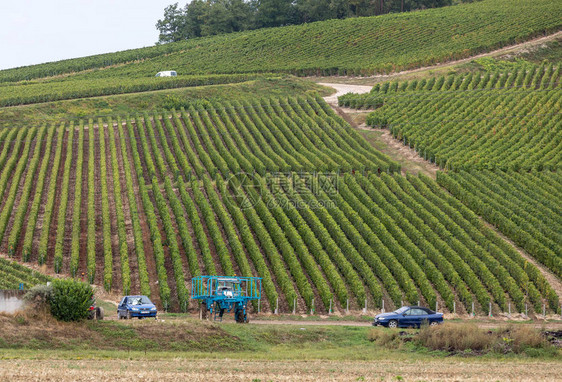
337 57 562 313
0 73 272 107
1 0 561 84
0 257 50 289
437 170 562 279
0 94 558 315
341 63 561 171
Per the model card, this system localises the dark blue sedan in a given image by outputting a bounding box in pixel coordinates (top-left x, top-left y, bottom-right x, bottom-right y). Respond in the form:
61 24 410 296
117 295 157 319
373 306 443 328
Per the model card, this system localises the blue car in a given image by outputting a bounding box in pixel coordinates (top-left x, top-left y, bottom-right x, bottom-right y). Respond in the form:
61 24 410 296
373 306 443 328
117 295 157 319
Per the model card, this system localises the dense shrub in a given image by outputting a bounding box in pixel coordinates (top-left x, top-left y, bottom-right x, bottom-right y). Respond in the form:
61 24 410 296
24 284 53 310
48 279 94 322
417 323 494 352
416 323 552 355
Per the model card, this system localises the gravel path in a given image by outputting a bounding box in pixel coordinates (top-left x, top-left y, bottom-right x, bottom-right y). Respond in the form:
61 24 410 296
250 319 562 329
318 83 372 104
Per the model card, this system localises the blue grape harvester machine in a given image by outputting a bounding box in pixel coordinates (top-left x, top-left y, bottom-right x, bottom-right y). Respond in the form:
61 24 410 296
191 275 261 323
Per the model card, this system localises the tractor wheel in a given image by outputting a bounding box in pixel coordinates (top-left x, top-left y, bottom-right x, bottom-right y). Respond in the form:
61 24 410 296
95 307 104 320
201 304 209 320
235 310 249 324
235 310 245 323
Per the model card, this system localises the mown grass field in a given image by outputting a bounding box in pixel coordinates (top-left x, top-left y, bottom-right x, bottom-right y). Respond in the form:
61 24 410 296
2 357 562 382
0 313 560 381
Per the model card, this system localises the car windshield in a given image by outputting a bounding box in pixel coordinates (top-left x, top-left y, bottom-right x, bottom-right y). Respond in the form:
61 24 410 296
128 296 152 305
393 307 409 314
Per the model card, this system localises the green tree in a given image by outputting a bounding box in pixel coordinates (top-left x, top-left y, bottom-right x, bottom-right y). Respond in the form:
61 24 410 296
256 0 298 27
201 0 256 36
156 3 189 43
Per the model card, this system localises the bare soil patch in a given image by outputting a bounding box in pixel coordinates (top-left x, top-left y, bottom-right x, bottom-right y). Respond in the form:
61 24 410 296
120 122 162 307
45 127 68 268
30 133 59 263
78 126 89 277
58 125 78 274
113 120 140 294
357 126 439 177
103 123 122 293
318 83 372 105
93 125 105 286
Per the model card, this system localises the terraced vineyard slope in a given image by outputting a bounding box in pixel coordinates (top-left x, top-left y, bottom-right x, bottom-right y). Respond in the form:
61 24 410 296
1 0 560 85
438 170 562 280
0 95 558 315
0 73 271 107
0 257 51 289
339 63 562 307
342 63 561 171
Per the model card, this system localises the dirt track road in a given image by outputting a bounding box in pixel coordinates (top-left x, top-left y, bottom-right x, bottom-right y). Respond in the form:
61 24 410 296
318 83 373 104
250 319 562 330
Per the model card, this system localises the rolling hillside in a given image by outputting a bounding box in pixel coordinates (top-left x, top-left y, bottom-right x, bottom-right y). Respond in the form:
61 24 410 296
1 0 561 84
0 94 558 315
340 61 562 304
343 63 561 170
0 0 561 317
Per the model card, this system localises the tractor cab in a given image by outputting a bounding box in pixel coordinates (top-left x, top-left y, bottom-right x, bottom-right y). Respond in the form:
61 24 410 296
216 278 240 298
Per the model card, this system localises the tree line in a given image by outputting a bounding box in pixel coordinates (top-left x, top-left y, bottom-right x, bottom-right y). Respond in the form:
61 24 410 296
156 0 456 43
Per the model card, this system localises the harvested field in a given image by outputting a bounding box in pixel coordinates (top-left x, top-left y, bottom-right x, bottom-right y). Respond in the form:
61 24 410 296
0 358 560 381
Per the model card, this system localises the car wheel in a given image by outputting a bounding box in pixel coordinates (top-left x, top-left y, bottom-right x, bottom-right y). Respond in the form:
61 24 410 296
127 311 132 320
430 321 439 326
96 307 104 320
388 320 398 329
